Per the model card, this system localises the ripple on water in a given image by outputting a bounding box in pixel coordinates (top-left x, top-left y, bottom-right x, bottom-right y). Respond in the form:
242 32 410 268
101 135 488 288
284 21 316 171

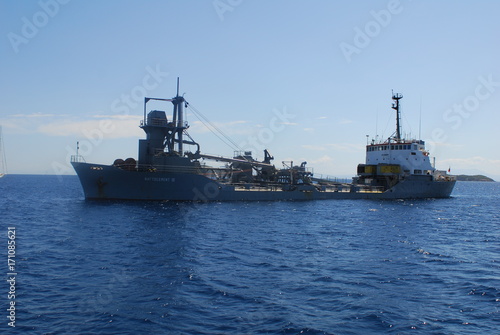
1 177 498 334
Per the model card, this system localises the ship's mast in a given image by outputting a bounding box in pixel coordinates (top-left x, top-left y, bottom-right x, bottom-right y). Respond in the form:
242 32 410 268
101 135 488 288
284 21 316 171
391 91 403 141
171 77 185 155
139 78 193 166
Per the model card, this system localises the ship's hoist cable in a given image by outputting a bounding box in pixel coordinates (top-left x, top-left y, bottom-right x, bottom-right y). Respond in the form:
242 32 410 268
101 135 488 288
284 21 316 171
186 103 244 153
401 105 414 139
382 112 392 141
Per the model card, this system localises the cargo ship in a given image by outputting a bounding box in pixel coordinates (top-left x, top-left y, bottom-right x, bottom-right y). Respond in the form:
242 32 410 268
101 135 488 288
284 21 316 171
72 83 456 201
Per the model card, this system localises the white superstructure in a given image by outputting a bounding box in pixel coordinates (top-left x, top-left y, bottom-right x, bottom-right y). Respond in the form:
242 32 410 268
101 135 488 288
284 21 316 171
365 139 433 176
356 92 454 189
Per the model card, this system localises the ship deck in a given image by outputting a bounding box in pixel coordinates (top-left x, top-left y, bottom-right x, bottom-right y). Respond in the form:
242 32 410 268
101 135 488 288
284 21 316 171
231 184 385 194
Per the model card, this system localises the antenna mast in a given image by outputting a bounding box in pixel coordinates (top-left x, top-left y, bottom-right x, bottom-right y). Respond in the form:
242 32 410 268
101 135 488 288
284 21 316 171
391 91 403 141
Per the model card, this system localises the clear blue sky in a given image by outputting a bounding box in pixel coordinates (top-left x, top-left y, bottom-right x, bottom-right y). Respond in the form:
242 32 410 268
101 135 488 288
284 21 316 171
1 0 499 180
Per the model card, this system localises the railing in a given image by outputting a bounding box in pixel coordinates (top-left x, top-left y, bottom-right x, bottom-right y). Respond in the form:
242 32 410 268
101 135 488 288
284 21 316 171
71 155 86 163
312 174 352 184
140 119 188 128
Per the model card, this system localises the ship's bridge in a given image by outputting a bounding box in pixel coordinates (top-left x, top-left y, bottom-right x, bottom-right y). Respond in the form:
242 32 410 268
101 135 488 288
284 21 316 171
365 139 433 175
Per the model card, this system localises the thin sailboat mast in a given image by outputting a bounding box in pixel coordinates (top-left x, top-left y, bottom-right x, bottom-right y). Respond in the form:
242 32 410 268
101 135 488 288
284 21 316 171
0 126 6 177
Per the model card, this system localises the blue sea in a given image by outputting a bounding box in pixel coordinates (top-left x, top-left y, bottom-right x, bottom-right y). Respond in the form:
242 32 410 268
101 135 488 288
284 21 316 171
0 175 499 334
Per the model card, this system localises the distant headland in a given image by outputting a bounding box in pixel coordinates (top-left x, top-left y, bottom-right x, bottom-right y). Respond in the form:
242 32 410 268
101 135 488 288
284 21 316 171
455 175 495 182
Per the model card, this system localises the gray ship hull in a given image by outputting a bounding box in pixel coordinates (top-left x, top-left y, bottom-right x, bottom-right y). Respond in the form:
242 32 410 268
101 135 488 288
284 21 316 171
72 162 456 201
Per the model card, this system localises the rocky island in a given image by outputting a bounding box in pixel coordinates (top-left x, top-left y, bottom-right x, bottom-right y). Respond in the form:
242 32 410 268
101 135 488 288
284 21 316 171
455 175 495 182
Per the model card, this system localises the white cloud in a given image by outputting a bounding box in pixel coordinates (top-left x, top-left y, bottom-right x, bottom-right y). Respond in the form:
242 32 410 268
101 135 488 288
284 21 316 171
34 116 256 141
92 114 141 120
442 156 500 169
428 141 464 150
0 119 28 132
188 120 253 135
301 144 326 151
310 155 335 164
10 113 58 118
37 118 143 139
326 143 364 152
300 143 364 153
338 118 353 125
